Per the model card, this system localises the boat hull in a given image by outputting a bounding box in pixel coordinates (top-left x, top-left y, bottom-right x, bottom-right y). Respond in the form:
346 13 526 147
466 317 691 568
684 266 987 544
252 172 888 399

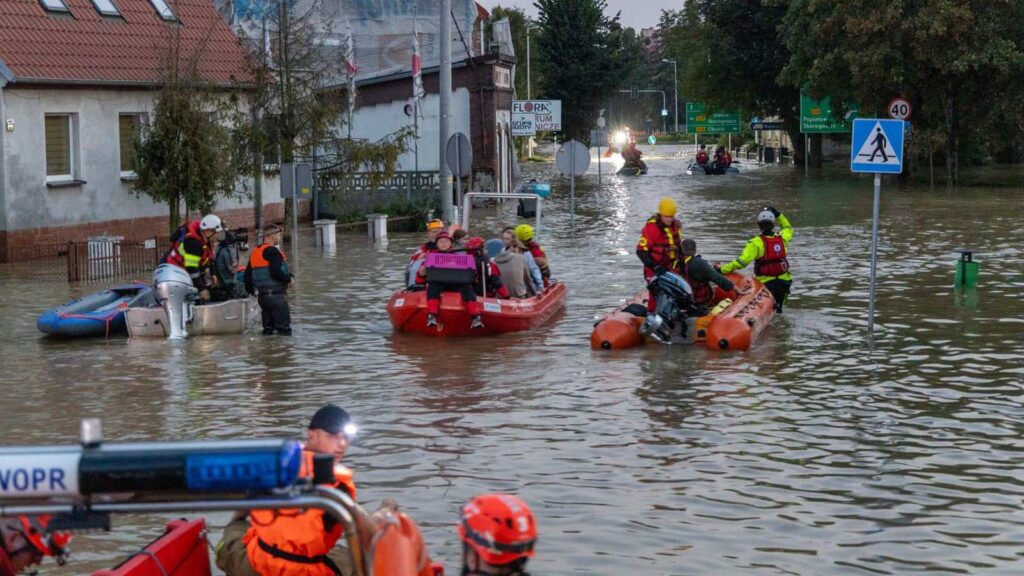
93 518 211 576
37 283 155 338
126 298 259 338
591 274 774 351
387 281 567 336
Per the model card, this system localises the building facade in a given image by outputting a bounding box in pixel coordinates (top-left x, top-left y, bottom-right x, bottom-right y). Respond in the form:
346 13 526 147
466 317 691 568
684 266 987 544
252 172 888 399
0 0 276 263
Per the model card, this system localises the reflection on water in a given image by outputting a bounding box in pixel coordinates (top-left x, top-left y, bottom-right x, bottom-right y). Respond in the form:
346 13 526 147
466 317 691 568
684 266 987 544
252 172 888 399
1 147 1023 574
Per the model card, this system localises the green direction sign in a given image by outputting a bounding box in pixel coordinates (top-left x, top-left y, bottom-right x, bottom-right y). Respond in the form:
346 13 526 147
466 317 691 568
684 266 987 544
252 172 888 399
800 95 859 133
685 102 741 134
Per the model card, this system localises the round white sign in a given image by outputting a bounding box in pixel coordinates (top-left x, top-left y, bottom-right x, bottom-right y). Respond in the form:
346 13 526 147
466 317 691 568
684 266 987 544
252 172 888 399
887 97 912 120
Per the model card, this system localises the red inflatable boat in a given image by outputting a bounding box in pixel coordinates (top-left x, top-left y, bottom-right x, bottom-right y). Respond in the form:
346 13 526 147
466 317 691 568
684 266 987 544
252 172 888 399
388 282 567 336
591 273 775 351
93 518 211 576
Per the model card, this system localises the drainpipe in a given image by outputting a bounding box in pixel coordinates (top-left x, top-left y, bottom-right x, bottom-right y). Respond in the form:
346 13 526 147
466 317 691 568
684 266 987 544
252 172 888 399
0 68 9 246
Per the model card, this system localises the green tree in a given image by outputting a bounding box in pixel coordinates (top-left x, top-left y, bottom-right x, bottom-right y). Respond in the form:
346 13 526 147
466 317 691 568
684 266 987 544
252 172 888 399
660 1 804 159
534 0 625 142
781 0 1024 182
133 31 237 232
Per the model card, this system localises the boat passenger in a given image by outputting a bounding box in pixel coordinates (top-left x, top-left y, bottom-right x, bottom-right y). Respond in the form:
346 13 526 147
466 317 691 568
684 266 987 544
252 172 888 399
410 219 445 262
695 144 709 166
637 197 683 312
451 228 468 250
244 224 293 335
458 494 536 576
211 227 244 302
216 404 360 576
679 239 734 314
721 206 793 312
161 213 223 301
491 241 536 299
0 516 70 576
417 231 485 329
711 146 731 174
502 227 543 293
465 237 509 299
514 224 551 288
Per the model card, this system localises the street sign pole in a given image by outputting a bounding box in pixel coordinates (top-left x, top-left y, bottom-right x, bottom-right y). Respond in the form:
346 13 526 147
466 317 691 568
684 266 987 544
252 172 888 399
868 173 881 336
439 0 453 223
805 135 809 175
570 150 575 231
454 137 462 208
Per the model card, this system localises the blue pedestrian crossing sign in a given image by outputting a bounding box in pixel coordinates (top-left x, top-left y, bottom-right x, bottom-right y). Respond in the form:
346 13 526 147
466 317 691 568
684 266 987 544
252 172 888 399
851 118 904 173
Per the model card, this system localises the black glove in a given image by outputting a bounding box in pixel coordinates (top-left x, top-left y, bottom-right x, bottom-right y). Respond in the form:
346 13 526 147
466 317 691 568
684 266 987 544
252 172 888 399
654 266 668 276
768 206 781 218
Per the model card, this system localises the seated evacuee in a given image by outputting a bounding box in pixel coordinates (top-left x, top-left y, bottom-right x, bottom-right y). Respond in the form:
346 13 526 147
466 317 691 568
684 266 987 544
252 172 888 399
411 219 445 262
695 144 709 165
503 227 543 291
464 237 509 299
458 494 536 576
216 404 359 576
490 238 536 299
416 231 485 329
514 225 550 288
0 516 70 576
679 239 734 314
720 206 793 312
211 226 243 302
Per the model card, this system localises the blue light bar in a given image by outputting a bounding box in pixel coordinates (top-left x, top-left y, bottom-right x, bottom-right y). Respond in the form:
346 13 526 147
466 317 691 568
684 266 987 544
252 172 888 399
186 442 302 492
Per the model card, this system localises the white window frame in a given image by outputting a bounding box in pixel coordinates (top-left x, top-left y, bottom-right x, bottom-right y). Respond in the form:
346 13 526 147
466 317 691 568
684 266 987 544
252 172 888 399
38 0 70 13
89 0 121 17
118 113 146 179
44 113 78 184
148 0 177 21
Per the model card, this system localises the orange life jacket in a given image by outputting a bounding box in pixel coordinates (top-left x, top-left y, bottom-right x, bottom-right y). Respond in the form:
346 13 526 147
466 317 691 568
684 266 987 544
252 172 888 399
243 451 357 576
368 512 437 576
755 234 789 278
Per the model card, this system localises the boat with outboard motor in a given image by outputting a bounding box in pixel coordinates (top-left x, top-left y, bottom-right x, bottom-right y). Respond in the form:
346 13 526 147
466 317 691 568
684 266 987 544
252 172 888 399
37 283 155 338
591 272 775 351
387 192 567 337
687 161 740 176
618 161 648 176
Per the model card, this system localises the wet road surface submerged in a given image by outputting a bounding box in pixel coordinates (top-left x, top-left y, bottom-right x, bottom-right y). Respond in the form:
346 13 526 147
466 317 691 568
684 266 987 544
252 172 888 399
2 145 1023 574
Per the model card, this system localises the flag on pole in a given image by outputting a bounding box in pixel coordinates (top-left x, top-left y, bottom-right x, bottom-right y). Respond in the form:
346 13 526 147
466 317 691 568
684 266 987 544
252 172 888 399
412 30 425 104
345 20 357 135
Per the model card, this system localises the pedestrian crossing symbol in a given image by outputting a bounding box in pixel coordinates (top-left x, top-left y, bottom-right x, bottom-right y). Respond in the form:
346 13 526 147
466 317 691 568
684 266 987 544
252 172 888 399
851 118 904 173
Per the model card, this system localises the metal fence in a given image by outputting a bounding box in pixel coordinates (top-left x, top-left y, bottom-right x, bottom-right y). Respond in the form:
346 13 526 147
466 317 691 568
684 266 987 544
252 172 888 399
315 170 440 220
67 237 162 282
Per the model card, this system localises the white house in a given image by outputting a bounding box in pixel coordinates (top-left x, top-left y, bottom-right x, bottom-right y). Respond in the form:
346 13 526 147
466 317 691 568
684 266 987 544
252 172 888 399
0 0 277 262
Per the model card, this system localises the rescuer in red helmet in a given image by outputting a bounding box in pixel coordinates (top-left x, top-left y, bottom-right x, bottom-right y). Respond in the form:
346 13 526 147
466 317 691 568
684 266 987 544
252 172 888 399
457 494 536 576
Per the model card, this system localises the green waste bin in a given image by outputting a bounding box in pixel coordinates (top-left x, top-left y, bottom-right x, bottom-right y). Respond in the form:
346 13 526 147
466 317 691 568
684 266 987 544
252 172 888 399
954 249 979 288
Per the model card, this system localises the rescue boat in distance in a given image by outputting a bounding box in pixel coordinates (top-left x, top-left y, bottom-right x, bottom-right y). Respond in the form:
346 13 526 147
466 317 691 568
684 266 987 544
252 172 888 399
591 273 775 351
387 282 567 337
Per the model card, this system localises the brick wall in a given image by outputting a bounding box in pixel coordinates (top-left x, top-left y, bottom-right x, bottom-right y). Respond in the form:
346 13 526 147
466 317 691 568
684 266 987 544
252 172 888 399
0 202 289 263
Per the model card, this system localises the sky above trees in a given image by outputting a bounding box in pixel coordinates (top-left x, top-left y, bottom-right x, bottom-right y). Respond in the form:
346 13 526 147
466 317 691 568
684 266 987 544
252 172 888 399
479 0 673 31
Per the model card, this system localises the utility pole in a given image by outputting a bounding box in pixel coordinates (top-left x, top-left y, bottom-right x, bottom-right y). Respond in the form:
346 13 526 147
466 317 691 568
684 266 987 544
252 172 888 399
526 23 534 158
439 0 453 222
662 58 678 133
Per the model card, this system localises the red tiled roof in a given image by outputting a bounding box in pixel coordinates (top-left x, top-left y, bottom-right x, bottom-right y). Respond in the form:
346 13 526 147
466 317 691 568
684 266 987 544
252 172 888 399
0 0 249 86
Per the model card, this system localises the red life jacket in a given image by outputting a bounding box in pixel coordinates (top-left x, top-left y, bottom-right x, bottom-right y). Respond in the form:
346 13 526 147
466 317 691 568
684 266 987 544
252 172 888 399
526 240 550 282
638 216 682 277
166 221 212 270
696 151 709 164
682 255 715 306
755 234 789 277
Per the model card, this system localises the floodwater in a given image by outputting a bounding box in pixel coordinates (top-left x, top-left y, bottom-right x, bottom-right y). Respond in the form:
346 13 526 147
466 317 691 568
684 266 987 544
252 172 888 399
2 145 1024 575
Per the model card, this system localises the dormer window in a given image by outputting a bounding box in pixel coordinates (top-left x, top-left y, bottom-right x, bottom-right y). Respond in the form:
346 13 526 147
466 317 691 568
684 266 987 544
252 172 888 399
148 0 177 21
39 0 70 14
90 0 121 17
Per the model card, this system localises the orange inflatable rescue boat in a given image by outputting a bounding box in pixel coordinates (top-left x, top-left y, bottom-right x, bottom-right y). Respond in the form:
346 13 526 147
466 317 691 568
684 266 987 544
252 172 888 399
591 273 775 351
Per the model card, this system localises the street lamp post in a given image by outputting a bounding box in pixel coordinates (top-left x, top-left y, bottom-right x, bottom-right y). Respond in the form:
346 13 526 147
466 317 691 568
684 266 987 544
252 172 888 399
662 58 678 133
526 23 534 157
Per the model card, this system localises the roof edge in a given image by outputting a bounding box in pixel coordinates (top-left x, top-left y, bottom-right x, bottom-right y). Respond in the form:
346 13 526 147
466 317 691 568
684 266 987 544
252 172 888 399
7 76 250 90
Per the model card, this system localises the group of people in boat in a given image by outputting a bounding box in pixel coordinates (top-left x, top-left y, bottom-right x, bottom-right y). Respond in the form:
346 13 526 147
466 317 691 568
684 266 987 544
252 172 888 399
638 196 793 314
407 219 552 329
0 404 539 576
693 144 733 175
162 213 294 335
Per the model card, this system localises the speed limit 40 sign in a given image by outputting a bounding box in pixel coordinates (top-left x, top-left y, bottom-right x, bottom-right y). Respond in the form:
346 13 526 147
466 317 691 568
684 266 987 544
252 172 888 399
888 97 912 120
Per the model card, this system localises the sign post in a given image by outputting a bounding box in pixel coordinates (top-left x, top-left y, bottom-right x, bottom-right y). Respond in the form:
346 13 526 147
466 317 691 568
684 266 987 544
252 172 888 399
445 132 472 211
850 118 905 337
801 95 859 175
556 141 590 231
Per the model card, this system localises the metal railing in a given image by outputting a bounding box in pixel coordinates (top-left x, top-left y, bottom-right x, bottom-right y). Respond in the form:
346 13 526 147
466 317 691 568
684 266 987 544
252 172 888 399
316 170 440 220
67 237 162 283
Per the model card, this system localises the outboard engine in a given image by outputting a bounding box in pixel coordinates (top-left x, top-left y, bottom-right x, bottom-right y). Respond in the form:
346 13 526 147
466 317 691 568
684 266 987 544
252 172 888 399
152 263 197 339
639 270 697 343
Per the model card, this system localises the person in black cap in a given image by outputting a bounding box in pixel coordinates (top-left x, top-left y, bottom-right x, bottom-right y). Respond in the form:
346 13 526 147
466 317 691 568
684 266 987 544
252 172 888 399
245 224 293 335
216 404 359 576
